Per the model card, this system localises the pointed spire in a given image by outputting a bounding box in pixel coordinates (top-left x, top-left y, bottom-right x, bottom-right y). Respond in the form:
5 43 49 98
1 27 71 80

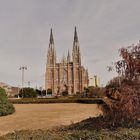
47 28 56 65
62 54 66 63
50 28 54 44
74 26 78 42
67 50 71 62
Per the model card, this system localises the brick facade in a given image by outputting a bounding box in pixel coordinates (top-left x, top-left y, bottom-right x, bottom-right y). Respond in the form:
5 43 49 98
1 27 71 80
45 27 88 95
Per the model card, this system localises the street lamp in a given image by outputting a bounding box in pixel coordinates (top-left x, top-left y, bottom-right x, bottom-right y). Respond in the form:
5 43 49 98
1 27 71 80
19 66 27 90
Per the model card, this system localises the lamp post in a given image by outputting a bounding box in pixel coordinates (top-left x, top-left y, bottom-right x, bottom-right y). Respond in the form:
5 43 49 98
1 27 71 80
19 66 27 90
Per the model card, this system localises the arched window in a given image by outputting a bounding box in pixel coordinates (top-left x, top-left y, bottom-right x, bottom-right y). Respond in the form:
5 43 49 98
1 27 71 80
56 69 59 80
50 70 53 79
71 68 73 80
63 69 67 82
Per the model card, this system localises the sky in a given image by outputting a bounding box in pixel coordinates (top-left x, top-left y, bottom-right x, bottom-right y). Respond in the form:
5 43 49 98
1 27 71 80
0 0 140 88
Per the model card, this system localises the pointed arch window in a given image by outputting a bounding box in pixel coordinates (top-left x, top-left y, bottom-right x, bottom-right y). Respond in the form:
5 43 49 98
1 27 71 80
56 69 59 80
63 69 67 82
50 69 53 79
71 67 73 81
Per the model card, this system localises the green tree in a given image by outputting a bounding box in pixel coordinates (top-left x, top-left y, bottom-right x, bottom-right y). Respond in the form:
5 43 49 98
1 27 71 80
42 90 46 96
47 88 52 95
19 88 37 98
0 87 15 116
61 91 68 96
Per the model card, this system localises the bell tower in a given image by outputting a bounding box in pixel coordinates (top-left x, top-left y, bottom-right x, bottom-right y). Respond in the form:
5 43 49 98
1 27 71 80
72 27 81 65
45 29 57 93
72 27 81 93
47 28 56 65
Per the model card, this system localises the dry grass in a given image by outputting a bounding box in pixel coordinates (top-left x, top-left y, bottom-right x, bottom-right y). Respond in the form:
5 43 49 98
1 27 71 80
0 117 139 140
0 103 101 136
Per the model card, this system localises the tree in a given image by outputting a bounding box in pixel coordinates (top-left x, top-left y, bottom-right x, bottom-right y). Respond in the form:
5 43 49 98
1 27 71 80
42 90 46 96
35 89 41 96
0 87 15 116
47 88 52 95
19 88 37 98
115 44 140 82
100 41 140 127
61 91 68 96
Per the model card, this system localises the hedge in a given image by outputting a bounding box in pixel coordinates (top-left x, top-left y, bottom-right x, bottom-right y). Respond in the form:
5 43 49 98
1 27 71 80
77 98 104 104
8 98 104 104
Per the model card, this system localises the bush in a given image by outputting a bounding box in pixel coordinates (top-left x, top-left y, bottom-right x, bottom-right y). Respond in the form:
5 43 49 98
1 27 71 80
19 88 37 98
77 98 103 104
101 82 140 127
100 43 140 128
9 98 77 104
61 91 68 96
42 90 46 96
83 86 105 98
0 87 15 116
35 89 41 96
8 97 103 104
47 88 52 95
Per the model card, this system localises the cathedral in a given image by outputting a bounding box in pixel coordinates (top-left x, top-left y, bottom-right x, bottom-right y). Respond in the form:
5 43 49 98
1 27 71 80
45 27 89 95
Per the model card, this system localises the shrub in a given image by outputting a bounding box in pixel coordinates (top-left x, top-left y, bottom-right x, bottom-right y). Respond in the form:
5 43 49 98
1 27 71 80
61 91 68 96
47 88 52 95
0 87 15 116
8 97 103 104
77 98 103 104
19 88 37 98
9 98 78 104
100 42 140 127
35 89 41 96
42 90 46 96
83 86 105 98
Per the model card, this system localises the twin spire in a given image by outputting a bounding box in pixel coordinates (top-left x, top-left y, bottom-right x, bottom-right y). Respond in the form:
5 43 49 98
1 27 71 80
49 26 78 44
49 27 79 63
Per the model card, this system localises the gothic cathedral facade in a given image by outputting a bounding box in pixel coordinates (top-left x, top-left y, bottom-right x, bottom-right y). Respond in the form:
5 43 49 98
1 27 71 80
45 27 88 95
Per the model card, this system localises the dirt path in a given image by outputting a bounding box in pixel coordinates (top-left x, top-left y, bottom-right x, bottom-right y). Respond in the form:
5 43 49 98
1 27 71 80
0 103 101 135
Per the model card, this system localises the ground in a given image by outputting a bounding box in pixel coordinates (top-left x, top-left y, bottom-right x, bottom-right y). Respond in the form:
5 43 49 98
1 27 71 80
0 103 101 136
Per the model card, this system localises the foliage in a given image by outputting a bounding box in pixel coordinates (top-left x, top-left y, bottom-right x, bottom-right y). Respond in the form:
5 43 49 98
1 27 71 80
61 90 68 96
35 89 41 96
84 87 89 93
0 88 7 103
42 90 46 96
8 98 103 104
19 88 37 98
115 43 140 81
35 89 46 96
101 42 140 127
77 98 103 104
0 87 15 116
83 86 105 98
47 88 52 95
106 76 124 88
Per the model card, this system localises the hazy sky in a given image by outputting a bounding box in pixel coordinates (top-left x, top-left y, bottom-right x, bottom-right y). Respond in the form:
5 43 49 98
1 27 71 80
0 0 140 88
